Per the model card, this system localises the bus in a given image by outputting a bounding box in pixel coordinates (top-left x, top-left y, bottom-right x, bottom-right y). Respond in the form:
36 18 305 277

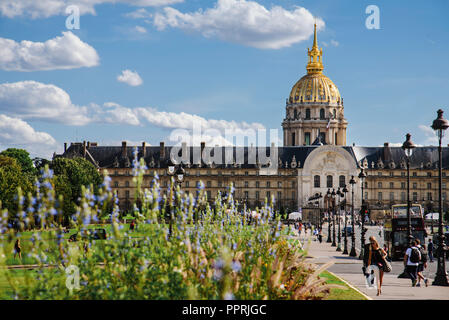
383 204 427 260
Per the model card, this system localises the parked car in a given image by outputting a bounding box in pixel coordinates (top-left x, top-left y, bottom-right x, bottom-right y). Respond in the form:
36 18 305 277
68 228 107 242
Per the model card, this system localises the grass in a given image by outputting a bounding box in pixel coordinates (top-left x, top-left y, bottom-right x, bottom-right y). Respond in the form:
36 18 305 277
320 271 368 300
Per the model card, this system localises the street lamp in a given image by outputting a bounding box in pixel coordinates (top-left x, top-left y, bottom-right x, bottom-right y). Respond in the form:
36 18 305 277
349 176 357 257
402 133 416 248
358 168 367 260
327 188 332 243
336 187 342 252
431 109 449 286
342 185 349 254
332 189 337 247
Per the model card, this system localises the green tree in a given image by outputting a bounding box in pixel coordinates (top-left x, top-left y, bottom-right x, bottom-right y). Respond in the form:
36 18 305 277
0 148 35 175
50 157 102 219
0 155 32 217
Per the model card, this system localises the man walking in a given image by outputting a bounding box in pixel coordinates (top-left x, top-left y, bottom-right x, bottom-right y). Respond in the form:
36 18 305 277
404 239 421 287
415 239 429 287
428 239 434 262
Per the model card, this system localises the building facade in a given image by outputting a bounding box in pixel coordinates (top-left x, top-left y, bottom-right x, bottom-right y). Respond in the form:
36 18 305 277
59 26 449 216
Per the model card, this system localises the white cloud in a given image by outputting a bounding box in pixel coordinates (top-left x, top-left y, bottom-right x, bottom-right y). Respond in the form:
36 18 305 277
0 114 58 158
125 8 152 19
0 81 265 146
330 40 339 47
153 0 324 49
117 69 143 86
0 0 184 19
0 31 99 71
135 26 148 33
0 81 90 125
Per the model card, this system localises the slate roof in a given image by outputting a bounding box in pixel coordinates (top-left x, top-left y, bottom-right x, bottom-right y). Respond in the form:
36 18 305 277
59 143 449 170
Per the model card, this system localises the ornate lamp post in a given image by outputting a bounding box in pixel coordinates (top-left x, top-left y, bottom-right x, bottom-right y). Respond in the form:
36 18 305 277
318 192 323 232
358 168 367 260
402 133 416 248
336 187 342 252
397 133 416 278
431 109 449 286
331 189 337 247
349 176 357 257
326 188 332 243
342 185 349 254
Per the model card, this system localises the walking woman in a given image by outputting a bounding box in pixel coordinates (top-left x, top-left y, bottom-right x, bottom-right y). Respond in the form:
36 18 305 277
14 239 22 260
363 236 388 296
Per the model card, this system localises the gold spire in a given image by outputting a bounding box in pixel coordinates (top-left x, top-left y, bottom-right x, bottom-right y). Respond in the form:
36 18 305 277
306 23 324 75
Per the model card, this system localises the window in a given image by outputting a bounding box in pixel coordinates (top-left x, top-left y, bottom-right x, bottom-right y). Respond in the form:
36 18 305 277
114 181 119 188
413 192 418 201
443 192 447 201
413 183 417 189
305 132 311 145
443 172 447 177
218 181 222 187
320 108 325 119
390 172 394 177
292 181 295 188
327 175 333 188
378 182 382 189
427 183 432 189
292 191 296 199
401 182 406 189
266 181 270 188
277 191 282 201
378 172 382 177
244 191 249 199
339 175 345 188
305 108 311 119
390 192 394 201
378 192 382 201
365 182 368 189
256 191 260 199
125 181 129 187
427 172 432 177
443 183 446 189
125 190 130 198
278 181 282 188
390 182 394 189
319 132 326 144
245 171 248 176
401 172 405 177
256 181 260 188
333 109 337 118
207 191 211 199
413 172 417 177
294 109 298 119
267 191 271 199
427 192 432 201
185 181 189 187
244 181 249 188
292 132 296 146
314 175 320 188
401 192 406 201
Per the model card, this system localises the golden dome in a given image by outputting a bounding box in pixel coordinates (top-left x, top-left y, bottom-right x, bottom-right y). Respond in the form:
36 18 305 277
289 73 341 104
288 23 342 104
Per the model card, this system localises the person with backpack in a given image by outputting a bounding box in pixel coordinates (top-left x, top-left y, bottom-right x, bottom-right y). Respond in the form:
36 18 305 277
404 239 421 287
416 240 429 287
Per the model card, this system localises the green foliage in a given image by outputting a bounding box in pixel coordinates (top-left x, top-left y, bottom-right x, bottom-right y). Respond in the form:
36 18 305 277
0 155 32 217
0 148 35 175
0 160 341 300
50 157 102 208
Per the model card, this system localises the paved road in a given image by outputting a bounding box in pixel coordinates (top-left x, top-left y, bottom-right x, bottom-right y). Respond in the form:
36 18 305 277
296 223 449 300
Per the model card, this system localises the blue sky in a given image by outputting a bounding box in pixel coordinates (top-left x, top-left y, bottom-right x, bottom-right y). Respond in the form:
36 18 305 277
0 0 448 158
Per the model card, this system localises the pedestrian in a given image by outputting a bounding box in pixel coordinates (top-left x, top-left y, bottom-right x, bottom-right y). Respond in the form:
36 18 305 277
363 236 387 296
428 239 434 262
404 239 421 287
416 241 429 287
14 239 22 260
383 244 390 261
318 229 323 243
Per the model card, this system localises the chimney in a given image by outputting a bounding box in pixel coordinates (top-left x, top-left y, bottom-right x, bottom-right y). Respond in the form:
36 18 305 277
83 141 87 158
142 142 146 158
64 142 67 153
383 142 391 162
201 141 205 154
87 141 91 148
122 141 127 158
160 142 165 160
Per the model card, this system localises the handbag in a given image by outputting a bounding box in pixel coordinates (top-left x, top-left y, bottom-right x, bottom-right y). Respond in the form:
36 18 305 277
381 253 392 272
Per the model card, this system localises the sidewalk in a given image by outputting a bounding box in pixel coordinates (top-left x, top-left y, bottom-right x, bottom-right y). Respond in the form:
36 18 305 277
294 227 449 300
